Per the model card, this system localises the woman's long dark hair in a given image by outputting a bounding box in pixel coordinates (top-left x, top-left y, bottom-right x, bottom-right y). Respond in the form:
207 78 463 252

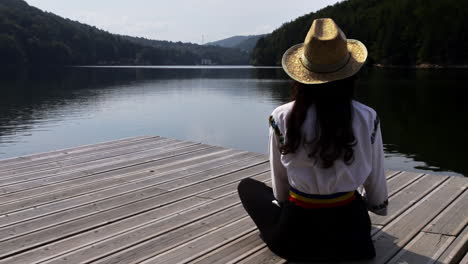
280 76 357 168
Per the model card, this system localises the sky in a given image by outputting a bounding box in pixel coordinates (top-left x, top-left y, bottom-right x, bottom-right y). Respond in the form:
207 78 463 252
24 0 342 44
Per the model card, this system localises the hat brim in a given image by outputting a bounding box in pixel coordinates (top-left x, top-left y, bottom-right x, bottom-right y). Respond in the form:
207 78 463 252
281 39 368 84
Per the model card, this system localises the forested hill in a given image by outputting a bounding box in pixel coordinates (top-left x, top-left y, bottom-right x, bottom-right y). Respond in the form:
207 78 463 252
252 0 468 66
0 0 249 66
206 36 253 48
206 35 265 53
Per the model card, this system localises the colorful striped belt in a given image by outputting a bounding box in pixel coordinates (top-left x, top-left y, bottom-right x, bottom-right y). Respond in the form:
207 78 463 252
289 187 356 209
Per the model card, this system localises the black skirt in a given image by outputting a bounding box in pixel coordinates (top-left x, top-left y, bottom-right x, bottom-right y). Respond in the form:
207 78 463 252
237 178 375 262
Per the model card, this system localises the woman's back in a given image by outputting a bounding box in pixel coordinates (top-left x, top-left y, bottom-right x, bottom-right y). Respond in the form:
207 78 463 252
270 100 381 194
269 100 388 214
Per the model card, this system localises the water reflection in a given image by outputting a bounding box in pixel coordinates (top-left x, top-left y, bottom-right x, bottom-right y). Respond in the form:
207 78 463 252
355 68 468 176
0 67 466 176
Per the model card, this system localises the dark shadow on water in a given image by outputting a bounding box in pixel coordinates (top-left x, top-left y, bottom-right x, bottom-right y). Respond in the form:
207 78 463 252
356 68 468 176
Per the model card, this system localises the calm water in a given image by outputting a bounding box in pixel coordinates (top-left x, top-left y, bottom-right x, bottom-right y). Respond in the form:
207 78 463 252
0 66 466 176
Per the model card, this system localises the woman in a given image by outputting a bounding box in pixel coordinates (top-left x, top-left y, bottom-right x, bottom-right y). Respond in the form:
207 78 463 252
237 18 388 262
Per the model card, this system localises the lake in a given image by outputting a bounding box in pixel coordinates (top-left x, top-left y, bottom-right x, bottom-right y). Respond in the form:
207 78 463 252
0 66 466 177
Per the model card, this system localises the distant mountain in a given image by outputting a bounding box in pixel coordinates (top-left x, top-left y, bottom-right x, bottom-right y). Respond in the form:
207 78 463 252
0 0 249 66
252 0 468 66
206 35 265 53
206 36 251 48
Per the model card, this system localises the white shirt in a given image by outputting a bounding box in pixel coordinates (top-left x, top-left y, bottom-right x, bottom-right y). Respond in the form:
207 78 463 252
269 100 388 215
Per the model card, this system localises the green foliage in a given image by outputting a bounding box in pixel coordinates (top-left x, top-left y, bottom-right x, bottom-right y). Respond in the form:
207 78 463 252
126 36 250 65
205 35 265 53
0 33 26 64
252 0 468 66
0 0 249 66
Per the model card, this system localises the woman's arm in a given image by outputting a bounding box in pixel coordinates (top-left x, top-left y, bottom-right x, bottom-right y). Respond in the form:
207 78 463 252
269 117 289 202
363 117 389 216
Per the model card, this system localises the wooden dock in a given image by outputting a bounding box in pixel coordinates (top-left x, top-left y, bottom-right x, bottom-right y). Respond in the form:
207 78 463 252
0 136 466 264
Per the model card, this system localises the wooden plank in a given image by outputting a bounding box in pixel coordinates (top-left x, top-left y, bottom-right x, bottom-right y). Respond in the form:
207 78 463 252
0 140 193 197
423 189 468 236
0 136 163 173
386 232 455 264
359 176 468 264
0 155 264 243
0 144 216 213
197 171 270 200
36 196 247 264
0 197 206 263
0 138 189 184
386 170 402 180
437 225 468 264
0 140 197 190
0 163 269 258
102 206 251 264
0 157 267 243
370 174 448 225
0 148 248 205
0 152 262 229
385 171 425 196
139 216 257 264
460 252 468 264
0 136 153 168
0 172 266 264
189 231 265 264
155 161 267 191
235 247 285 264
0 137 173 179
210 229 381 264
0 136 466 264
3 172 269 263
0 142 208 196
0 146 221 210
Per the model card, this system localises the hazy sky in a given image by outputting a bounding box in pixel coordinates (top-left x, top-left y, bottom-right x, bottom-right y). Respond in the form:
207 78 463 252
25 0 342 44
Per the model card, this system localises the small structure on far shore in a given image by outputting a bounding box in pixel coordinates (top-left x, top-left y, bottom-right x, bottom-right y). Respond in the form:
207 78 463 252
201 58 215 65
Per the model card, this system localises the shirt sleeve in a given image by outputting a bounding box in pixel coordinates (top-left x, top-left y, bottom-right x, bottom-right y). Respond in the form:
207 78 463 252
268 116 289 202
363 116 389 216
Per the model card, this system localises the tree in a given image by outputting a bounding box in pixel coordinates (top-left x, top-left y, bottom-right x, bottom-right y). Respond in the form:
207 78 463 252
252 0 468 66
0 34 26 65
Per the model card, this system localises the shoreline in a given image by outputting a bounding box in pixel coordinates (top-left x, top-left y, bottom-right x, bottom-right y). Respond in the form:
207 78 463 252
2 64 468 69
373 63 468 69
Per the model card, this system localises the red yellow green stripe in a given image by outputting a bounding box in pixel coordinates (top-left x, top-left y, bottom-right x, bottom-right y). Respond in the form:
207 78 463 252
288 189 356 208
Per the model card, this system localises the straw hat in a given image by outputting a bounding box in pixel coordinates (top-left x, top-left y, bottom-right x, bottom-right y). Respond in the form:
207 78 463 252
282 18 367 84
